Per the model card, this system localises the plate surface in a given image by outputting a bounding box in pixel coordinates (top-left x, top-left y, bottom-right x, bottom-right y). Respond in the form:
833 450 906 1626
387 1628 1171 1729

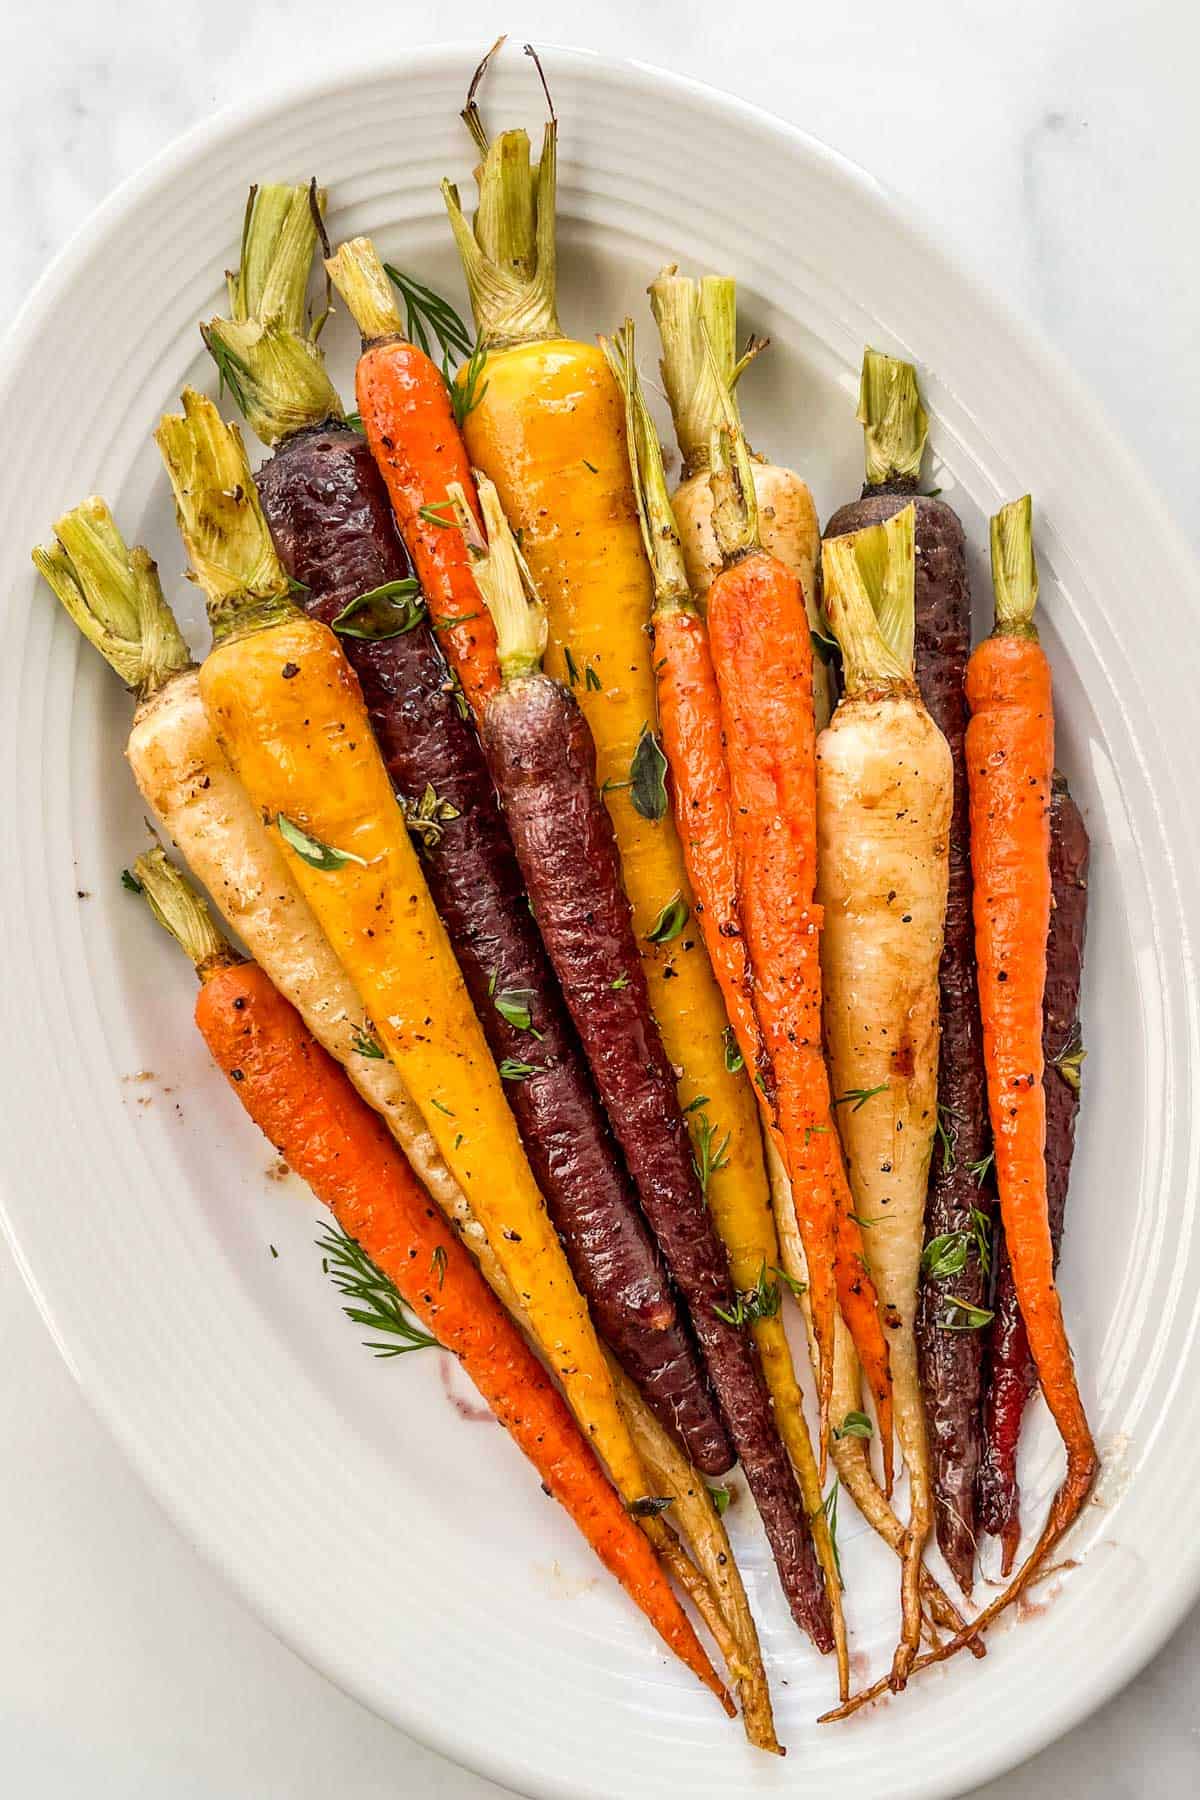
1 42 1198 1800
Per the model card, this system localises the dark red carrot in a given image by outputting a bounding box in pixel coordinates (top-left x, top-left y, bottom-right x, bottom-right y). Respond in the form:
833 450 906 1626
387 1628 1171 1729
825 348 992 1593
208 184 730 1477
456 477 833 1654
131 844 729 1710
977 773 1089 1569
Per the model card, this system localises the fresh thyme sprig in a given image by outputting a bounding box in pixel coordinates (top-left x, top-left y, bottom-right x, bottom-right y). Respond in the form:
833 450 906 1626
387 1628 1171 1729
714 1260 784 1328
316 1220 440 1356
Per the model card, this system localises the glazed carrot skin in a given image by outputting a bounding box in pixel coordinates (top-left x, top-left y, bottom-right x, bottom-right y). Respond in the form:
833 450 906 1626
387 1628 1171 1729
194 957 725 1704
706 548 894 1483
977 773 1089 1571
325 236 499 717
967 632 1095 1496
354 343 499 714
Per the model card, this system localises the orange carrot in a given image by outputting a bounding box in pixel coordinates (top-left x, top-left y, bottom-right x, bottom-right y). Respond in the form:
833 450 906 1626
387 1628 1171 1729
695 416 894 1483
325 236 499 716
821 496 1096 1721
133 845 729 1712
966 497 1096 1548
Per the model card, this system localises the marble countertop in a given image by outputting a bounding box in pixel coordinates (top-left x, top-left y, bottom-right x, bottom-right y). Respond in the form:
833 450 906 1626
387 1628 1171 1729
2 1 1198 1794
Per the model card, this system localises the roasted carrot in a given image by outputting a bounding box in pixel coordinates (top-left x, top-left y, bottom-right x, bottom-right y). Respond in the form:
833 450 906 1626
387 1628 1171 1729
324 233 499 716
207 187 727 1474
648 268 832 729
968 499 1096 1536
824 503 1097 1722
819 507 952 1690
607 321 850 1695
977 773 1089 1570
441 75 768 1285
688 401 894 1482
155 389 660 1520
455 474 833 1653
132 844 727 1710
826 348 991 1594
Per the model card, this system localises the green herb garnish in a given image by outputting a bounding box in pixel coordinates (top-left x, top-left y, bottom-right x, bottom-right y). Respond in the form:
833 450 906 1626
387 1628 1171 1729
351 1027 385 1060
834 1082 889 1112
120 868 144 894
940 1295 995 1332
402 783 461 849
278 815 367 871
383 264 473 364
331 579 425 641
722 1025 744 1075
450 339 490 429
834 1410 874 1440
645 891 690 943
691 1112 732 1195
316 1219 439 1357
494 987 536 1031
498 1058 542 1082
629 723 669 821
708 1484 732 1517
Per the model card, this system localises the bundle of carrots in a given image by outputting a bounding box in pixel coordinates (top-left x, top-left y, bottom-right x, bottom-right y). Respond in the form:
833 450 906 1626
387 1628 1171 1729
31 35 1097 1747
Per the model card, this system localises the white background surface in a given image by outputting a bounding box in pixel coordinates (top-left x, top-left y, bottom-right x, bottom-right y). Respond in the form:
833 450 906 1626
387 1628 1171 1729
2 2 1199 1794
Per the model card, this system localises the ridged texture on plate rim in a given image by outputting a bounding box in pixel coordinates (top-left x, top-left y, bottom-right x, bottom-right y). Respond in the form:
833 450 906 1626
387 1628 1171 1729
0 43 1198 1800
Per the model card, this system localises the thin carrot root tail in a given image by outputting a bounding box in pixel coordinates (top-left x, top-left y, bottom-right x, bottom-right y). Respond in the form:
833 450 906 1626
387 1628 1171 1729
822 1450 1098 1722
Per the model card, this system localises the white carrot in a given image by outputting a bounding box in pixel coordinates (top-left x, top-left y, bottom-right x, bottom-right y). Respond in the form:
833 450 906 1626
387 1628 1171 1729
817 506 953 1690
648 266 831 728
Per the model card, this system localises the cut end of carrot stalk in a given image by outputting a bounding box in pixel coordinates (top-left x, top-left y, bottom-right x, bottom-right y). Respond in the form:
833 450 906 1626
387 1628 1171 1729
32 497 193 699
155 388 295 642
648 268 744 479
990 495 1040 637
821 508 916 694
443 107 560 347
204 183 343 447
133 843 239 980
708 421 760 564
454 476 547 678
602 319 693 614
325 235 406 345
857 348 929 488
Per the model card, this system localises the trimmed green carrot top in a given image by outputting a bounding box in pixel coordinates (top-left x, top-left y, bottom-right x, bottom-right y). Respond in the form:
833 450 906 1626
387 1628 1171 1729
990 495 1040 639
449 476 547 680
32 497 192 699
202 182 342 447
822 505 917 696
155 388 295 644
442 49 560 350
858 348 929 489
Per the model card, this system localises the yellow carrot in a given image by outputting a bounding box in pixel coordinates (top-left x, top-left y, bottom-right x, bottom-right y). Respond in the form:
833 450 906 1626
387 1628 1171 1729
155 388 654 1512
442 98 767 1286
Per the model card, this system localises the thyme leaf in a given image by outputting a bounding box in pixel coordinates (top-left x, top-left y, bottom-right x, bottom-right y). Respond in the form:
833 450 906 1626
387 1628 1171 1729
278 815 367 871
834 1409 874 1440
331 578 426 641
401 783 461 849
645 890 690 943
722 1026 744 1074
494 986 536 1031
